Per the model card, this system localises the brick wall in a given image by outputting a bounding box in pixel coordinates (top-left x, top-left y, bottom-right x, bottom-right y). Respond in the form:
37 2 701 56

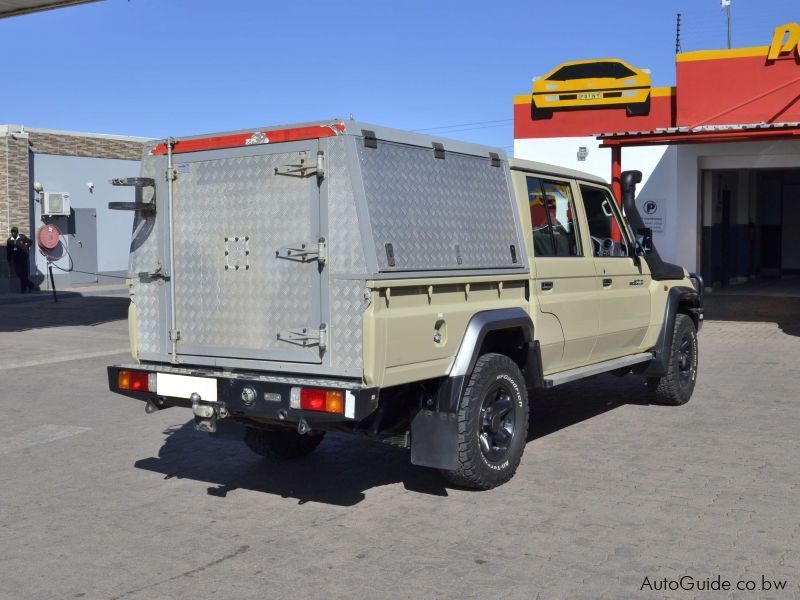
1 134 31 280
1 129 145 286
0 140 6 280
28 132 144 161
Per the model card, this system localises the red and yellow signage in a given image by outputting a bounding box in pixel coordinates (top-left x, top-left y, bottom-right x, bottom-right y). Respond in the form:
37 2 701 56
515 22 800 140
768 23 800 61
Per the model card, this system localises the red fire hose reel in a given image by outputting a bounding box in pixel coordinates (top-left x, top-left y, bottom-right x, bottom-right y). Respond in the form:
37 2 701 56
37 223 61 251
36 223 65 303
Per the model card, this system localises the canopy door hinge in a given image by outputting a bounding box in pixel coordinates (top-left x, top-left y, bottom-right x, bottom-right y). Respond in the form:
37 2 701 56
274 151 325 179
276 237 327 264
277 323 327 350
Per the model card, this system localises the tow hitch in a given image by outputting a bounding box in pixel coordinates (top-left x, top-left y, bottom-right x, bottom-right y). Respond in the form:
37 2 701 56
190 392 229 433
297 417 312 435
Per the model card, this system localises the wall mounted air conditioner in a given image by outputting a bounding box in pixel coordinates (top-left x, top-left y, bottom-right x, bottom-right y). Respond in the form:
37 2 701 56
42 192 71 216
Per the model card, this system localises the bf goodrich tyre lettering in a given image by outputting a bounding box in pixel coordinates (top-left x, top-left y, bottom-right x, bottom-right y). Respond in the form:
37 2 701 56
442 353 529 490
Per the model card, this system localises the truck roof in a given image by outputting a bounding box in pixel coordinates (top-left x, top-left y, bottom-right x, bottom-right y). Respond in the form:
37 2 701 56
508 157 607 185
147 119 510 161
143 118 607 186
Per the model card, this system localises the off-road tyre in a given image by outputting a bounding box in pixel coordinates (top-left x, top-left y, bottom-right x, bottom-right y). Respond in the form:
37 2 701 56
442 353 529 490
647 313 698 406
243 427 325 459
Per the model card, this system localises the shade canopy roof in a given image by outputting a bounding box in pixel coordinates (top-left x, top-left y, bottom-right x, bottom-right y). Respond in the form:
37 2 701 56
598 121 800 147
0 0 101 19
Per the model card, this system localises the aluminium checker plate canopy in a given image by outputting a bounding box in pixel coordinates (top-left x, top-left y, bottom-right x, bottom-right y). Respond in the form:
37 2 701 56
128 120 529 376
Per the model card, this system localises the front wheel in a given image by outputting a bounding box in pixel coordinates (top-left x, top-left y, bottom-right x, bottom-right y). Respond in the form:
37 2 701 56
647 313 698 405
442 353 529 490
243 427 325 459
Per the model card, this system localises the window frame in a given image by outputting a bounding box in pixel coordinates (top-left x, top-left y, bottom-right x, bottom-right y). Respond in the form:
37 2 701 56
525 175 584 259
577 182 636 259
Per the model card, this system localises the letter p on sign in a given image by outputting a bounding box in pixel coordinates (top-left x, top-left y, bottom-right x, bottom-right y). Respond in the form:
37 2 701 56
768 23 800 60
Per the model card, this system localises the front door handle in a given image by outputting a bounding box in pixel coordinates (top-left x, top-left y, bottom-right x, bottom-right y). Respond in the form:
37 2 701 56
540 281 554 291
602 278 613 287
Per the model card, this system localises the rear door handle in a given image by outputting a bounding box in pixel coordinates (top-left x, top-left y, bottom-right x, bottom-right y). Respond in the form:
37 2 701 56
540 281 553 291
602 278 613 287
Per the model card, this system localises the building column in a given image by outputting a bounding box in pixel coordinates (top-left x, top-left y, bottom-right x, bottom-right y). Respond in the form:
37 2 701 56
611 145 622 203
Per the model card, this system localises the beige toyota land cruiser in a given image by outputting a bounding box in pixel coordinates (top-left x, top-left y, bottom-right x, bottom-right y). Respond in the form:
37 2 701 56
108 120 703 489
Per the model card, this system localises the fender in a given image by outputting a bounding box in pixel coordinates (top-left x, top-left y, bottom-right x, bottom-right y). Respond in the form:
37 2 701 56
639 285 702 377
410 308 540 470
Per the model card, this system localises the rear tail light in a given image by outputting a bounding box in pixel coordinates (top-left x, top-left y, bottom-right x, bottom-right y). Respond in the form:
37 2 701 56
290 387 344 414
118 370 155 392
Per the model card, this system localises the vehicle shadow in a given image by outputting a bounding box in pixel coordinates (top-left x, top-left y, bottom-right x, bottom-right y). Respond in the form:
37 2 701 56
134 374 650 506
528 373 650 441
0 295 128 332
703 294 800 337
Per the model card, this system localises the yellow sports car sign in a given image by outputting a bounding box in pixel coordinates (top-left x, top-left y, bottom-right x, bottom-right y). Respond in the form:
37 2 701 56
531 58 651 119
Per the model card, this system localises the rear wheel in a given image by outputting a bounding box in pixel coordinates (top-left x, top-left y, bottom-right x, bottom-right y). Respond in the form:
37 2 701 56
243 427 325 459
647 313 698 405
442 353 529 490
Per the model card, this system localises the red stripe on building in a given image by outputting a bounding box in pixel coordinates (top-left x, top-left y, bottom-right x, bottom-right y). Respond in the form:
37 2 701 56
514 95 675 139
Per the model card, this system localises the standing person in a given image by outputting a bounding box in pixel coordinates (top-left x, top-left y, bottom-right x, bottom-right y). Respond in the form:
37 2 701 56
6 226 34 293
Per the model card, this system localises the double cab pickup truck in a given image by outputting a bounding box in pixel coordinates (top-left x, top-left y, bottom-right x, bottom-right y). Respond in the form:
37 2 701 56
108 120 702 489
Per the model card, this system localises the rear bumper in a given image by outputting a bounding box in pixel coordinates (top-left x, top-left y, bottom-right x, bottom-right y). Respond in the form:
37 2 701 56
107 363 379 427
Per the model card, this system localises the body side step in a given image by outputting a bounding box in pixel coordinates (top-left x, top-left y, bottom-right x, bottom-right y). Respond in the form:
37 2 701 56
544 352 654 388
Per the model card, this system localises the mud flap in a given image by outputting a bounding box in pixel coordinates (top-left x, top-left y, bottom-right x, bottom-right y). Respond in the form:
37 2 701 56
410 410 459 470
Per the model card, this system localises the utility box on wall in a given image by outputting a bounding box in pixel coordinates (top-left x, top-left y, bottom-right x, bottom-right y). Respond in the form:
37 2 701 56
42 191 71 216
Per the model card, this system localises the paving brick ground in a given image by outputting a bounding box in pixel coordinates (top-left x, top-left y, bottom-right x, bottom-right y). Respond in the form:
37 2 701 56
0 296 798 599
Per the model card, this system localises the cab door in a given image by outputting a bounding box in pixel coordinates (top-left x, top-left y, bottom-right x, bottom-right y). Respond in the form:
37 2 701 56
577 183 651 360
517 173 598 372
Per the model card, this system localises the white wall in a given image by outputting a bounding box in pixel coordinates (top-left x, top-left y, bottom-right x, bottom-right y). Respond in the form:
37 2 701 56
32 154 139 280
514 136 612 182
514 136 670 188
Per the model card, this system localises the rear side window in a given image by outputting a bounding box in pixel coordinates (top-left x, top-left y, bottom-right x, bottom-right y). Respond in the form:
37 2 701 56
548 61 636 81
526 177 581 258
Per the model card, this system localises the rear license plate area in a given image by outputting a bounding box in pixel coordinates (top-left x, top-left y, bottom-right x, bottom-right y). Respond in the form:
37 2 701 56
156 373 218 402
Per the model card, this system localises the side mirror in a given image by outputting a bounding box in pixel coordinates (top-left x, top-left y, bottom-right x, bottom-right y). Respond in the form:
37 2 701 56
636 227 653 255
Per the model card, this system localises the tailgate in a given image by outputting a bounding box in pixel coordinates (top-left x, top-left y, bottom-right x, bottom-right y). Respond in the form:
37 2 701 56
169 140 324 363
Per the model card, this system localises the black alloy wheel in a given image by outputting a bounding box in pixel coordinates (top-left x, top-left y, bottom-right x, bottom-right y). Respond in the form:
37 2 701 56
442 353 529 489
647 313 698 406
479 385 517 463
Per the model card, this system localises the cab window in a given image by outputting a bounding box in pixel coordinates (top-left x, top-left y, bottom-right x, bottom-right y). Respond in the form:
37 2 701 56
526 177 581 258
579 185 631 258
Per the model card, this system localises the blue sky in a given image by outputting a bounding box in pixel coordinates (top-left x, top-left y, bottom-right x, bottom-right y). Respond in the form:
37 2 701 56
0 0 796 152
